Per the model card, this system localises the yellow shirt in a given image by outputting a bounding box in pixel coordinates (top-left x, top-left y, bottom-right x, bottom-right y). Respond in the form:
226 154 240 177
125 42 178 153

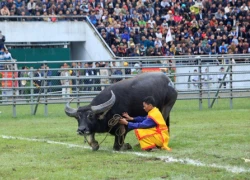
135 107 168 141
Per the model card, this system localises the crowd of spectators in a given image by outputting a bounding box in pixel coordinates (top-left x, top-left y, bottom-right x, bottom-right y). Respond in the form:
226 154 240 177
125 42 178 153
0 0 250 60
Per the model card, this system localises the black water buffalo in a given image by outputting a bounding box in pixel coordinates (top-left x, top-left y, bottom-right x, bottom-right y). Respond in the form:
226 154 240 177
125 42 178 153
65 72 178 151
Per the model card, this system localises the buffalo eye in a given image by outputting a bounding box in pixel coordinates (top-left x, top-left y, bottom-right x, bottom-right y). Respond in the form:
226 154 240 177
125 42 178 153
87 112 94 120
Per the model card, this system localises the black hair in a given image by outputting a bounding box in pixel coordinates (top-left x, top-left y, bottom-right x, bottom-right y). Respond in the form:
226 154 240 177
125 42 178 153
143 96 156 107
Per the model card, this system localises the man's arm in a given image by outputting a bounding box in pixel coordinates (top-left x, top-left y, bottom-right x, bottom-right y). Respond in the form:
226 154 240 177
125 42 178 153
127 117 156 131
133 116 147 122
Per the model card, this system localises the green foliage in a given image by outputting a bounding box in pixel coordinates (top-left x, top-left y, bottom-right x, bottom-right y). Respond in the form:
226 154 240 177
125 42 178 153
0 99 250 179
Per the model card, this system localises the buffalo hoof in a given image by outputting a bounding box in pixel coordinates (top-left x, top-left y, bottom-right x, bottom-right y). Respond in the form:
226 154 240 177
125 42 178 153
91 142 99 151
120 143 132 151
113 146 120 151
91 144 99 151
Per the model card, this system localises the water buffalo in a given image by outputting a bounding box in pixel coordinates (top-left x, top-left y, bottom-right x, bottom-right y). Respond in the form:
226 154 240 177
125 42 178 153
65 72 178 151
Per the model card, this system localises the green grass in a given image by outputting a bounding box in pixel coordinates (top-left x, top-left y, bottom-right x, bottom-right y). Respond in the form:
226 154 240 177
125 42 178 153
0 98 250 180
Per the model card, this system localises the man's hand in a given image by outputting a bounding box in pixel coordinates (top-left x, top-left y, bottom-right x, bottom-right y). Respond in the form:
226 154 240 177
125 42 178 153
122 112 133 121
119 118 128 125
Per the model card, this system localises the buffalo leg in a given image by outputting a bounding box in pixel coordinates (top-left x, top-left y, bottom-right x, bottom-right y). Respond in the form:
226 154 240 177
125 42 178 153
161 105 171 131
162 87 178 132
162 101 175 133
113 134 124 151
113 133 132 151
89 133 99 151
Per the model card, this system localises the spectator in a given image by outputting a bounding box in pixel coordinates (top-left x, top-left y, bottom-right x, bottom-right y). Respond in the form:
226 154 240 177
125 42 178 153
34 68 42 94
154 43 162 56
147 17 156 29
19 66 31 97
123 62 131 76
117 43 127 57
127 43 135 56
15 0 23 9
232 35 239 45
60 63 71 98
191 69 199 88
139 44 147 56
217 67 227 89
0 5 10 16
41 64 53 93
201 68 213 89
0 31 6 50
70 62 78 92
219 42 228 53
82 62 93 91
111 61 122 83
0 48 5 63
94 62 101 91
131 63 141 75
121 29 130 42
27 0 36 15
3 49 12 60
203 43 211 55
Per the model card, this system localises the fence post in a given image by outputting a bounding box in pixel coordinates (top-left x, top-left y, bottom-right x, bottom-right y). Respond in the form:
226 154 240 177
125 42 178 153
12 62 16 117
206 65 211 108
210 66 230 108
44 66 48 116
30 67 34 115
76 67 80 108
198 59 202 110
229 60 233 109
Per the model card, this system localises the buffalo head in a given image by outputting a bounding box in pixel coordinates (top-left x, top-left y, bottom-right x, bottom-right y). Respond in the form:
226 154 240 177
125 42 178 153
65 90 116 134
64 91 116 150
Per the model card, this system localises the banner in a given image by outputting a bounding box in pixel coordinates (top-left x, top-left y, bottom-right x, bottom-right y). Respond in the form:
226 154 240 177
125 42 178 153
166 28 173 43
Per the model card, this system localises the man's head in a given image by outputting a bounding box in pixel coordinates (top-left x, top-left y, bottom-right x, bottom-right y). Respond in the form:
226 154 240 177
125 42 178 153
95 62 100 67
72 62 77 67
143 96 156 112
88 62 93 67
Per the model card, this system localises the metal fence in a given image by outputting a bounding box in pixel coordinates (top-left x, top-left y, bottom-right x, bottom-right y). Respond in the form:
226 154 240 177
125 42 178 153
0 55 250 117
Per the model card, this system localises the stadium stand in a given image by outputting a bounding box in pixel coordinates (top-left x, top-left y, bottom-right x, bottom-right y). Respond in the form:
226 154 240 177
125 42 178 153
0 0 249 60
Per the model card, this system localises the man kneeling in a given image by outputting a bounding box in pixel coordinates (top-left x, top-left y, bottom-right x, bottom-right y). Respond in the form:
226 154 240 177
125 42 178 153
119 96 171 151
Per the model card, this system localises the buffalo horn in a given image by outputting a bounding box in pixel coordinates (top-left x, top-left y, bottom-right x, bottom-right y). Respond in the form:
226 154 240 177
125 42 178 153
65 98 78 117
91 90 116 114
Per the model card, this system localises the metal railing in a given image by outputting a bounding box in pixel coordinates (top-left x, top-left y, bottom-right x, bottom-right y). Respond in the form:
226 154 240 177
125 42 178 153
1 56 250 117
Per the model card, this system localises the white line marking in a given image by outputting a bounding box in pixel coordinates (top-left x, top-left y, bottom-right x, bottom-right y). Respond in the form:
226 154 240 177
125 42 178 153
1 135 249 174
1 135 91 149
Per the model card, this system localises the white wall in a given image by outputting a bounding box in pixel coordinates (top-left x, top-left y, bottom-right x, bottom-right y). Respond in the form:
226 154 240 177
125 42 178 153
175 65 250 90
0 21 86 42
84 23 114 61
0 21 114 61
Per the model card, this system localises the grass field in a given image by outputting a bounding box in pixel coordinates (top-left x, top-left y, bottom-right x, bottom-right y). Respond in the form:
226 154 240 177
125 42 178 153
0 98 250 180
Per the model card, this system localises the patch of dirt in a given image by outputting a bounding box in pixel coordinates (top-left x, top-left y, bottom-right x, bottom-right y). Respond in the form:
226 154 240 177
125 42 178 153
4 145 16 149
143 157 161 161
